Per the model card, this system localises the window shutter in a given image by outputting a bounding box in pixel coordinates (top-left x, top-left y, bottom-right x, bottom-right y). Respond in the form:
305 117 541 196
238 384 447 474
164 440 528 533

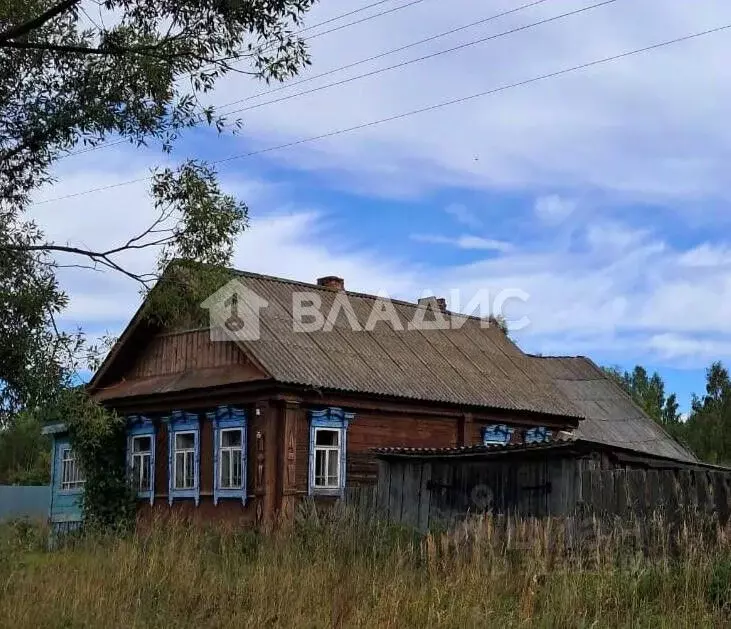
194 424 201 507
308 426 315 496
210 410 219 505
167 422 174 506
149 426 156 506
339 428 347 497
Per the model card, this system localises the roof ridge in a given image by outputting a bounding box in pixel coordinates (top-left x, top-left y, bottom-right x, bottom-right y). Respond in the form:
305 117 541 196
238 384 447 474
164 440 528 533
527 354 589 360
230 266 497 324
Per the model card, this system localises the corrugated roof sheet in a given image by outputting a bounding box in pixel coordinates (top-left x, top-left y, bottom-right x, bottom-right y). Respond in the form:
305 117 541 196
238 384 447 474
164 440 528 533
374 433 577 457
228 270 580 418
533 356 697 463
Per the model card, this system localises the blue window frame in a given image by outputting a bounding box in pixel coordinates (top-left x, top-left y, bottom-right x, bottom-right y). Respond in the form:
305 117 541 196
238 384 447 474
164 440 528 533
127 416 156 505
308 407 354 497
481 424 514 446
207 406 247 505
524 427 552 444
166 411 200 506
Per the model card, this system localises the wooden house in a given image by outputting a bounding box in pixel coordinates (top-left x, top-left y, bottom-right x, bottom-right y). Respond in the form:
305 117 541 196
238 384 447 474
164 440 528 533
44 269 698 532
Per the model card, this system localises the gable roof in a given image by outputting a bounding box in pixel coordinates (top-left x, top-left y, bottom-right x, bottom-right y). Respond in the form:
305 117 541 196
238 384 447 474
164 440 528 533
223 270 581 418
532 356 697 463
90 267 580 419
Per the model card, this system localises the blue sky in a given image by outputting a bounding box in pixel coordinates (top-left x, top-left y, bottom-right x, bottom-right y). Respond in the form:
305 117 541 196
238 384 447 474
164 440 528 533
30 0 731 411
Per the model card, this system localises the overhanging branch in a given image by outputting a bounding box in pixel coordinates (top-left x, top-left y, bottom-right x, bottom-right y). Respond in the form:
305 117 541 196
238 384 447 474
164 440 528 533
0 0 82 43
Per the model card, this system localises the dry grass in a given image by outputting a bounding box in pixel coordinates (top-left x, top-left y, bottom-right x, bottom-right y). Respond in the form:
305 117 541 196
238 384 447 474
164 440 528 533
1 506 730 628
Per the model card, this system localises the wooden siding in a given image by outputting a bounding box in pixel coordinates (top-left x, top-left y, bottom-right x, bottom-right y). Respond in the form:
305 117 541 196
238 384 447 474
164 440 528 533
348 412 459 486
295 409 460 492
137 496 257 526
377 453 731 531
127 330 247 379
143 409 261 524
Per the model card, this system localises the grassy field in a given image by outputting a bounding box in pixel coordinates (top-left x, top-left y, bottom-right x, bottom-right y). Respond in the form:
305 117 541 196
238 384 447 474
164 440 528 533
1 508 730 628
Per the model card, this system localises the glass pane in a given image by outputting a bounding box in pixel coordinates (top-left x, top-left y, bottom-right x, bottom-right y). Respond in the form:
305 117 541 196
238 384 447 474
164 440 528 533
185 451 194 488
221 450 232 488
315 429 338 447
133 453 151 492
132 457 141 488
133 436 151 453
176 433 194 450
175 452 185 488
314 449 327 486
221 429 241 448
326 450 339 486
232 453 242 488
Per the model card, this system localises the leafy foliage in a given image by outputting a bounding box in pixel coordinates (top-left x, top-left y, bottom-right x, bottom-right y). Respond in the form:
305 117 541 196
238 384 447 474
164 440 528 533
52 388 136 530
684 362 731 465
0 411 50 484
0 212 72 426
603 365 682 426
0 1 316 519
0 0 314 206
604 362 731 465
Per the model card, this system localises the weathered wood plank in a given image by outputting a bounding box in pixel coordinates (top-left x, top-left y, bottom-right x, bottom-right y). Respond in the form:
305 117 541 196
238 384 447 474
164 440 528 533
418 462 432 532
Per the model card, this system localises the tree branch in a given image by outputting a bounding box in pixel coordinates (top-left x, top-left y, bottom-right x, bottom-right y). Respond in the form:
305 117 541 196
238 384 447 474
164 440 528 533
0 39 189 59
0 0 82 43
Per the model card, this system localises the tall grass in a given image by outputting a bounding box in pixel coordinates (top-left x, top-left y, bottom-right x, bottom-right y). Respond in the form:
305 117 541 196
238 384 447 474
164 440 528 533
1 506 730 628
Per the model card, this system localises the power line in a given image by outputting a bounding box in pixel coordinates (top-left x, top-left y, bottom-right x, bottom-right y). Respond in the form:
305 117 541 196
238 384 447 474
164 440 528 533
64 0 435 158
203 0 434 68
35 23 731 206
219 0 619 117
217 0 555 114
296 0 405 36
61 0 587 159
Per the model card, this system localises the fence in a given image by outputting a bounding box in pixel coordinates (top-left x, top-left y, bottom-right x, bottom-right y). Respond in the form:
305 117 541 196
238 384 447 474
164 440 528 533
373 456 731 532
0 485 49 521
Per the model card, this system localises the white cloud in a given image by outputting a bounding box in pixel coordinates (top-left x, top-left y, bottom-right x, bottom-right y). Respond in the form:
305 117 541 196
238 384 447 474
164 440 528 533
22 0 731 373
648 333 731 362
411 233 513 252
192 0 731 204
444 203 482 228
678 243 731 268
534 195 576 224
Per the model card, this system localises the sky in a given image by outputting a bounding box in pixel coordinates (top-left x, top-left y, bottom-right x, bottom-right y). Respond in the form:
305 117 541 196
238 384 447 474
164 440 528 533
29 0 731 411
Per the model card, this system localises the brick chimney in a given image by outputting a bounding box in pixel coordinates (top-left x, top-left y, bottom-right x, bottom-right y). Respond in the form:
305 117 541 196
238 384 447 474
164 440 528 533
418 296 447 312
316 276 345 290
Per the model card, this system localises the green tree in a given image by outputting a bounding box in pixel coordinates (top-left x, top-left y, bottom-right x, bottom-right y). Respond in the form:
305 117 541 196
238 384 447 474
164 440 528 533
683 362 731 464
0 0 315 418
0 411 51 484
0 1 315 503
602 365 678 425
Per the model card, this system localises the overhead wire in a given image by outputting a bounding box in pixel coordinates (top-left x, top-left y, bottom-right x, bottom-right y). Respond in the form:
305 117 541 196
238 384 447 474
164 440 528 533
34 22 731 205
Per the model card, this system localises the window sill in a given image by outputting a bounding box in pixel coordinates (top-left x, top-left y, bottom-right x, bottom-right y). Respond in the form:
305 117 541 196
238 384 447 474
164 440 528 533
58 488 85 495
311 488 344 497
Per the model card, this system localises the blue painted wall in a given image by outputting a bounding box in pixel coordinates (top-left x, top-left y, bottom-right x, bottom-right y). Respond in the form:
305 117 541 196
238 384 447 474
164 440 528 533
49 436 84 527
0 485 50 521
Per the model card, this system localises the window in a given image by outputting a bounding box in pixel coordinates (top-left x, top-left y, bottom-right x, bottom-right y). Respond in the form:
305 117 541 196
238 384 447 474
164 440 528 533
209 406 247 505
482 424 514 446
174 432 196 490
131 435 153 492
308 407 353 497
127 416 156 504
61 448 85 490
313 428 340 489
219 429 243 489
167 412 200 506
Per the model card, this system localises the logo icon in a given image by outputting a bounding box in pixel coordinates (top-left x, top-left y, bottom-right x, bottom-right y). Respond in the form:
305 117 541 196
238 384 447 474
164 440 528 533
201 279 269 341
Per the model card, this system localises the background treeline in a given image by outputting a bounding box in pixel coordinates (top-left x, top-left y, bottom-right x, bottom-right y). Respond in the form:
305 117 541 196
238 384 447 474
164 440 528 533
603 361 731 465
